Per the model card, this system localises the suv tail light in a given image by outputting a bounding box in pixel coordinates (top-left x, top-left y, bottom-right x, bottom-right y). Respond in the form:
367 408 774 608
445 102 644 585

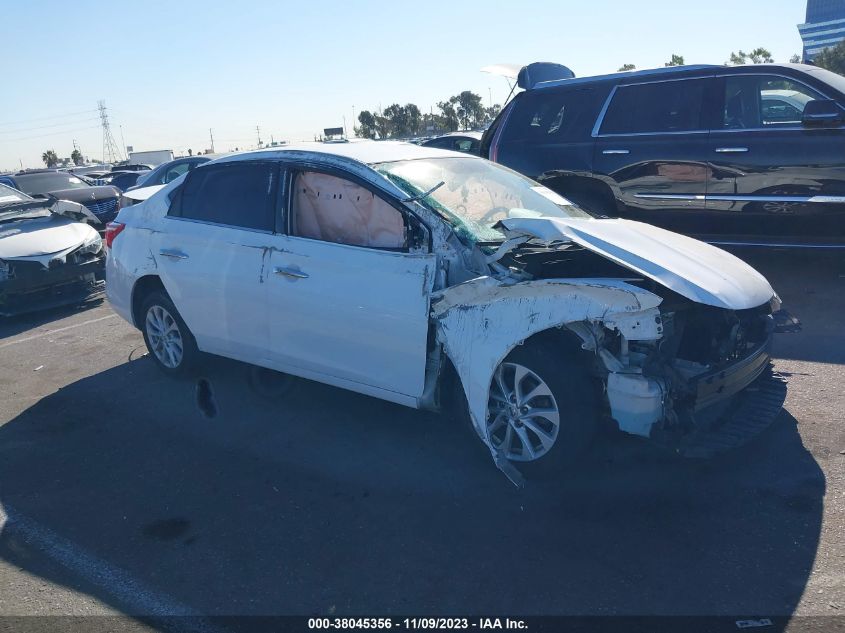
104 222 125 249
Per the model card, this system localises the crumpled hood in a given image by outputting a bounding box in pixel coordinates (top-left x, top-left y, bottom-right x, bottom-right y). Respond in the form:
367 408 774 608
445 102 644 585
0 215 97 259
500 216 775 310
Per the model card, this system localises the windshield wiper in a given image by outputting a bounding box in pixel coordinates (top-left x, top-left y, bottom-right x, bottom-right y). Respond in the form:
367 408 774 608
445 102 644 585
402 180 445 203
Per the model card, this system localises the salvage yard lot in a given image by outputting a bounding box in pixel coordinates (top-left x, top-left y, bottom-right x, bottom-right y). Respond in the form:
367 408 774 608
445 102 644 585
0 250 843 622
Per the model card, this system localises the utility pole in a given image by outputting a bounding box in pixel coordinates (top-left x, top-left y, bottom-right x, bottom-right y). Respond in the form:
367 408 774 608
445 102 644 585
256 125 262 148
209 128 215 153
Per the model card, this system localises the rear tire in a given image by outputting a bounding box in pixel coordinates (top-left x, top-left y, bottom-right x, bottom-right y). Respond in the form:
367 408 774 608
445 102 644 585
140 290 200 377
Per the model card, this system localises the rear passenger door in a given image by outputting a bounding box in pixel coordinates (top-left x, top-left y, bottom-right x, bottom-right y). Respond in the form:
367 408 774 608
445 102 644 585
155 161 279 358
592 77 714 233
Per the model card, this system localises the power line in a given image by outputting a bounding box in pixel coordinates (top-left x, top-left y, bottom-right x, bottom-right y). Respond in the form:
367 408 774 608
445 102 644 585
0 116 101 135
2 125 101 143
0 109 99 128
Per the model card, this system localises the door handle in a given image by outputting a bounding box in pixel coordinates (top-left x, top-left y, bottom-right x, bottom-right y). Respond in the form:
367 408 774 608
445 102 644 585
159 249 189 260
714 147 749 153
274 266 308 279
602 149 630 154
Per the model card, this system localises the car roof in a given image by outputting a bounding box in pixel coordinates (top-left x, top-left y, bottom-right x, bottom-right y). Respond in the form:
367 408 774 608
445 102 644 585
530 62 820 91
212 140 481 167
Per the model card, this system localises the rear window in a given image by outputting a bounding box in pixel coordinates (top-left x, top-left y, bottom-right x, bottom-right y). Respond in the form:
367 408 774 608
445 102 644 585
501 88 603 143
600 79 708 135
13 172 90 194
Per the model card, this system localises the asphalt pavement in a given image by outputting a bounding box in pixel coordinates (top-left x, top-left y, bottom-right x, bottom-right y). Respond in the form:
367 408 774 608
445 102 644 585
0 249 843 631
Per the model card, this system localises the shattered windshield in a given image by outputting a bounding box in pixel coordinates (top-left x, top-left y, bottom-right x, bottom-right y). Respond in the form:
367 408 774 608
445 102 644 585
374 157 590 243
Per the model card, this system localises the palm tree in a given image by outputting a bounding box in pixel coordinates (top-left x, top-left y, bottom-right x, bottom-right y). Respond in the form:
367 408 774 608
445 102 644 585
42 150 59 167
71 149 83 166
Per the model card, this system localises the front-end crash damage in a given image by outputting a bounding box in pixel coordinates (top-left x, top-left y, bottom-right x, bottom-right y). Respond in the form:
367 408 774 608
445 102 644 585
0 199 105 317
430 216 788 483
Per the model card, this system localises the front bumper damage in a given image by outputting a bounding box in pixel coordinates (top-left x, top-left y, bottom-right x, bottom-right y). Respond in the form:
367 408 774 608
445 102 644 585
431 275 786 484
0 257 105 317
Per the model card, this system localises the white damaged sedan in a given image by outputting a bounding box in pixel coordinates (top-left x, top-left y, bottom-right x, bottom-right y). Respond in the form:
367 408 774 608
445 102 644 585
106 141 786 482
0 184 105 316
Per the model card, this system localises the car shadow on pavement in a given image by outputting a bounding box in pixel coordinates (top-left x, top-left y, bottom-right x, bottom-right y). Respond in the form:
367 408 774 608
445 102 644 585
0 353 825 626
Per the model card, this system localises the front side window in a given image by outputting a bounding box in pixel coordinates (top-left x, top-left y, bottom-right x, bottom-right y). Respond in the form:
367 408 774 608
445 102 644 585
600 79 708 135
375 157 590 244
290 171 407 249
175 162 276 231
723 75 825 128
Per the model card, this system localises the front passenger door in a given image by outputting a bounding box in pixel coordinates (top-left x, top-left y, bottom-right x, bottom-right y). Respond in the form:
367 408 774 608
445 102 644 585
264 170 435 404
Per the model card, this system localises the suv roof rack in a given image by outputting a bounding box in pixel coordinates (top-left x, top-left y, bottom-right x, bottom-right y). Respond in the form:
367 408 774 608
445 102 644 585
531 64 721 90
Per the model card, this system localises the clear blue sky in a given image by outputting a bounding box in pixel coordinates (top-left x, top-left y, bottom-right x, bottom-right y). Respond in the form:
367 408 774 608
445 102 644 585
0 0 807 170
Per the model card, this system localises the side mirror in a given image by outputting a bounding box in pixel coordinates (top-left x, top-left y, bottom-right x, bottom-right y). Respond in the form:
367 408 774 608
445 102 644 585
802 99 843 126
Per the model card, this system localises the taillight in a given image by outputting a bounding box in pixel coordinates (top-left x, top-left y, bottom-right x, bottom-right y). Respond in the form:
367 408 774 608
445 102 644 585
105 222 125 249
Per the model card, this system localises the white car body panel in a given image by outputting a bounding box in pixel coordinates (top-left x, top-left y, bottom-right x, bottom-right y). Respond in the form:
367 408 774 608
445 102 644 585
153 218 271 358
122 184 166 203
0 216 97 261
500 217 775 310
431 276 664 443
264 235 436 400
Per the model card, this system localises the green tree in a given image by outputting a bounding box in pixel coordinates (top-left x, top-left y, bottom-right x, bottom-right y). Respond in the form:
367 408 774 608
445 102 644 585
813 39 845 76
356 111 378 139
42 149 58 167
437 99 460 132
790 54 801 64
665 54 685 67
454 91 485 129
728 47 774 65
70 149 83 165
482 103 502 125
618 63 636 72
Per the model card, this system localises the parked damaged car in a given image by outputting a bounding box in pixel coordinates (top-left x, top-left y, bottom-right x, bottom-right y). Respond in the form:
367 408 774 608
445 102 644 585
106 142 787 483
0 184 105 317
0 170 121 227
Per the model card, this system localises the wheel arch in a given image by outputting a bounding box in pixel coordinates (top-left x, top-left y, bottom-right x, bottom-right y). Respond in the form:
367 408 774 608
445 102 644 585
130 275 167 329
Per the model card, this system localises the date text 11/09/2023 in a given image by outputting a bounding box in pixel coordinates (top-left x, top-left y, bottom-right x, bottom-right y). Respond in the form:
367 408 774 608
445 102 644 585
308 618 528 630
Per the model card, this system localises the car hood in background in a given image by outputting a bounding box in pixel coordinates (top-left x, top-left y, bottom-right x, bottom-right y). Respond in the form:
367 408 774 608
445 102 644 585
0 215 98 259
499 217 776 310
48 185 120 203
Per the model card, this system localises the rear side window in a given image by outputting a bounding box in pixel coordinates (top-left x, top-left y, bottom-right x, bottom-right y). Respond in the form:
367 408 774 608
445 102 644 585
173 162 276 231
501 88 602 143
600 79 708 135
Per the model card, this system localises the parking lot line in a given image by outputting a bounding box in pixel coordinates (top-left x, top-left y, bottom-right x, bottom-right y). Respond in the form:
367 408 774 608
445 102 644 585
0 314 118 349
0 503 226 632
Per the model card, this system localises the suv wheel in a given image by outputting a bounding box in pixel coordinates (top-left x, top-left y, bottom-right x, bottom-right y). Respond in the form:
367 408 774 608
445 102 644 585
140 290 200 376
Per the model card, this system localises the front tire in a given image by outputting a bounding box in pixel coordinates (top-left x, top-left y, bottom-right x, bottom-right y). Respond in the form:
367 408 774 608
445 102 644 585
140 290 200 377
483 344 599 475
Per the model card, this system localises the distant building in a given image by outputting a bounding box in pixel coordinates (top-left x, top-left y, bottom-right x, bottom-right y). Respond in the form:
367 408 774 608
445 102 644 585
798 0 845 62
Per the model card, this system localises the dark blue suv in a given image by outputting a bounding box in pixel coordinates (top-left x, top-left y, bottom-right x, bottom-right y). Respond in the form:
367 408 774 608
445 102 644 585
483 63 845 247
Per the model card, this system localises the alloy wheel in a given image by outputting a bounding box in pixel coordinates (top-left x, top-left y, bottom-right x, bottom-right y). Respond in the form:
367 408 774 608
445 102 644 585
145 305 184 369
486 362 560 461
